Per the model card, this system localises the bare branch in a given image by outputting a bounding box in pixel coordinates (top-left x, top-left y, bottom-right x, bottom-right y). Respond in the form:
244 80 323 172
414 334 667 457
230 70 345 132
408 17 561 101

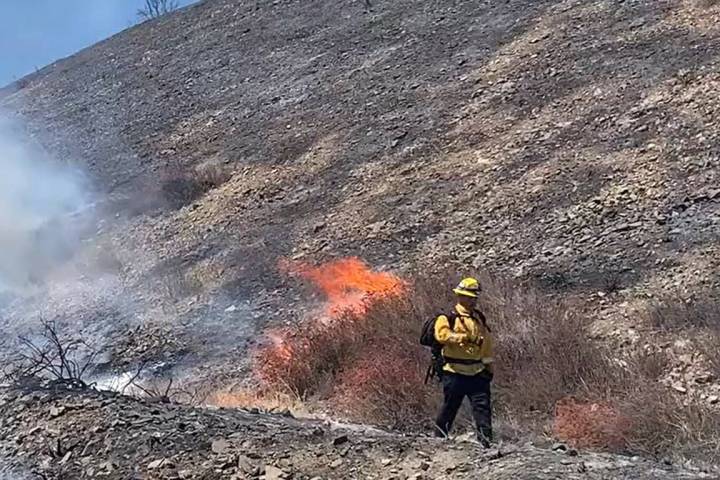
137 0 180 20
9 318 97 389
120 361 149 395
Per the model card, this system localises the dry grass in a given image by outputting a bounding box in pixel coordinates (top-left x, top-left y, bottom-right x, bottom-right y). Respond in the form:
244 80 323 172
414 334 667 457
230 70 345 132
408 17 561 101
482 277 618 416
619 381 720 460
207 387 307 416
644 298 720 332
645 298 720 380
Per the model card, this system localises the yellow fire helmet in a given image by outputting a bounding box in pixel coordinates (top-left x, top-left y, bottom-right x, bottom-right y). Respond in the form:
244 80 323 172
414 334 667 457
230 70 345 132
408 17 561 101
453 277 481 298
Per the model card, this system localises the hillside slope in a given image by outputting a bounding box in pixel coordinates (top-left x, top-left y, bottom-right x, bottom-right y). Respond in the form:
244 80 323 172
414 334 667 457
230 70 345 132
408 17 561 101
3 0 720 291
1 0 720 401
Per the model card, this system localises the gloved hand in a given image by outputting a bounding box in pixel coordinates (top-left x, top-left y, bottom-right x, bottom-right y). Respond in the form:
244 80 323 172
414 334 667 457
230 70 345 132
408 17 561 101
460 333 483 347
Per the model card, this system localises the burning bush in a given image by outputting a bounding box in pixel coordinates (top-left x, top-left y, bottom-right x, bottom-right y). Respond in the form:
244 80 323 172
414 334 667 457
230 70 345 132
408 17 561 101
255 258 408 397
256 323 366 397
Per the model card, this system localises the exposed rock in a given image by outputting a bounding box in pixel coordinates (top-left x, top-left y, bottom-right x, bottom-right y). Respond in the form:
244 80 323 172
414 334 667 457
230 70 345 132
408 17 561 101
264 465 287 480
49 406 66 419
211 438 232 455
673 384 688 394
148 458 175 470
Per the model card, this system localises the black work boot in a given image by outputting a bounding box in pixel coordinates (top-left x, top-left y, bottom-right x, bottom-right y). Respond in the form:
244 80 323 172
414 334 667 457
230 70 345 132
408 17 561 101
433 423 449 439
477 430 493 448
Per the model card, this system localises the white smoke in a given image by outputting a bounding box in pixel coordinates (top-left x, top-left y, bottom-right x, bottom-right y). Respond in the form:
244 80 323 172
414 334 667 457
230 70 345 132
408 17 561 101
0 116 90 292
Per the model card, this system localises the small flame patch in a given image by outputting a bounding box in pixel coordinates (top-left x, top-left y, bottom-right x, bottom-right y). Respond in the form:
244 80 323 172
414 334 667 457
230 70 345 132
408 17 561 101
279 257 405 318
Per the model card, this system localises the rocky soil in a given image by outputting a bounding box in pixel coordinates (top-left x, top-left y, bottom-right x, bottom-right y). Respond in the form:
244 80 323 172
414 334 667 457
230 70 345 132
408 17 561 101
0 385 716 480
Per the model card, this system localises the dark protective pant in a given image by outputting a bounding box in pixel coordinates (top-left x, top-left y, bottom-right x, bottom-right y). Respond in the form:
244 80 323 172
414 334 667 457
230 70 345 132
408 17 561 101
435 372 492 445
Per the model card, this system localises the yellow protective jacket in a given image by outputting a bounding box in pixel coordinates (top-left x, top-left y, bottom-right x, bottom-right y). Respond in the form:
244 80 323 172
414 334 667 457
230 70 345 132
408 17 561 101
434 304 494 376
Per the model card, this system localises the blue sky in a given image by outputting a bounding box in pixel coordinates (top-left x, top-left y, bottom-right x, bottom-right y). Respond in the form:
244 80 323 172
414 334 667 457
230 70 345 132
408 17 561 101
0 0 197 87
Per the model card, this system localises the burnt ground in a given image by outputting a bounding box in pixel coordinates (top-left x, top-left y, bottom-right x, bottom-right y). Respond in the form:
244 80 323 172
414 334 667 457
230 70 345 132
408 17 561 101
0 385 716 480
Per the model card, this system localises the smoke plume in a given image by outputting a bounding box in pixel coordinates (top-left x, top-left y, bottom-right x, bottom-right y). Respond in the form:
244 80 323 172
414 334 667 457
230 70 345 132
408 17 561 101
0 116 90 293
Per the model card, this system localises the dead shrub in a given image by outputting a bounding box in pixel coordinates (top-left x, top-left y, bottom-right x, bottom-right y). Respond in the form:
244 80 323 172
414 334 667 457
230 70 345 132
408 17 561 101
699 332 720 378
158 268 203 300
332 345 438 430
630 348 672 382
645 296 720 381
553 397 632 451
195 162 233 187
158 168 208 209
255 317 370 398
644 297 720 332
329 288 444 430
481 277 617 416
130 163 233 213
7 319 97 389
599 270 625 295
617 380 720 460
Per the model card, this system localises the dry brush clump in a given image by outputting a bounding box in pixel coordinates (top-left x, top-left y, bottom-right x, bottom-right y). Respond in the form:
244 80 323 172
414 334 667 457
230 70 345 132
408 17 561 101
119 163 233 215
328 285 446 429
626 296 720 460
618 380 720 461
480 277 617 416
644 297 720 378
157 163 232 210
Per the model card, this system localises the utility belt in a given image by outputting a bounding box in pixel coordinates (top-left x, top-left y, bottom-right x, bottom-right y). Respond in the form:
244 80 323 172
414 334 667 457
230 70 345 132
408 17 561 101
443 356 494 381
426 354 492 384
442 356 485 365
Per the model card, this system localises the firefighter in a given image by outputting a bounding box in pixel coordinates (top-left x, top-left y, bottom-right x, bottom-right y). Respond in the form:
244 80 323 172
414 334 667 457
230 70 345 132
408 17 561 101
433 277 494 447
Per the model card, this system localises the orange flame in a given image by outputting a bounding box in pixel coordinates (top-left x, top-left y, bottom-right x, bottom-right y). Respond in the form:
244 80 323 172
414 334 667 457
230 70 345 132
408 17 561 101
280 257 406 318
247 257 407 392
